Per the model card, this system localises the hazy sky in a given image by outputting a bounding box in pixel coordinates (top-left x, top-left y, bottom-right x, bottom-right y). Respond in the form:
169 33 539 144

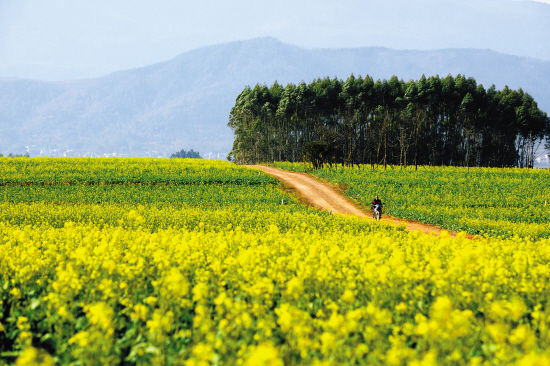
1 0 549 80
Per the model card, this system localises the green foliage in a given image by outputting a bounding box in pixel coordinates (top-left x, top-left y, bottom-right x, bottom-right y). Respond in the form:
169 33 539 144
2 158 550 365
274 162 550 238
0 152 29 157
302 141 333 169
3 158 550 365
170 149 201 159
229 75 550 168
0 157 263 185
0 158 371 234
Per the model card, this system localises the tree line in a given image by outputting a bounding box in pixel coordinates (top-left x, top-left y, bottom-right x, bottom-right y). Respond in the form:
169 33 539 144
228 74 549 168
170 149 202 159
0 152 30 158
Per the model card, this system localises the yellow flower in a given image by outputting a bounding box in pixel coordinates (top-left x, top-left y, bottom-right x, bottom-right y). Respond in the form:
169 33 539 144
320 332 336 354
147 309 174 334
131 304 148 322
145 296 158 306
509 297 527 322
162 267 189 298
192 282 209 302
10 287 22 299
509 325 535 349
17 316 29 330
327 312 344 332
86 302 114 334
244 343 283 366
68 331 89 347
3 158 550 364
431 296 453 321
340 289 355 304
285 277 303 299
396 302 408 314
15 347 54 366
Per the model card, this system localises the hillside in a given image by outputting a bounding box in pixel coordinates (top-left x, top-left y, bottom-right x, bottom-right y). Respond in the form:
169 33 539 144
0 37 549 158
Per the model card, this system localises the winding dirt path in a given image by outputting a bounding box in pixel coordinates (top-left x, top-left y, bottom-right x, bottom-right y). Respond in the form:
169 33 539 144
250 165 462 237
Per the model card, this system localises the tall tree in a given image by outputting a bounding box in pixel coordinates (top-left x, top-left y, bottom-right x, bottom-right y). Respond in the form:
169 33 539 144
228 75 548 168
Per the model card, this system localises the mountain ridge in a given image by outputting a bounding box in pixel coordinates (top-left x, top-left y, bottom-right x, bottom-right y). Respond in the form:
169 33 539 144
3 37 546 83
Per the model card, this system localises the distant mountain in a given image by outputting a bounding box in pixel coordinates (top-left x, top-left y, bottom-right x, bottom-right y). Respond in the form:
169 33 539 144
0 37 549 158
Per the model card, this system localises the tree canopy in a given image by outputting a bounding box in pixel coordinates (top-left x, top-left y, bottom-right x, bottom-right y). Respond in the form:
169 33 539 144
228 74 549 168
170 149 202 159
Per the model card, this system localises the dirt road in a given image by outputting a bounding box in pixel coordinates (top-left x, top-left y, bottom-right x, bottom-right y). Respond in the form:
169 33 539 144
251 165 459 237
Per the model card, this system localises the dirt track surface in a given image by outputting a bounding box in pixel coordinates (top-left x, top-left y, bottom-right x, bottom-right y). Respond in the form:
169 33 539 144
250 165 460 237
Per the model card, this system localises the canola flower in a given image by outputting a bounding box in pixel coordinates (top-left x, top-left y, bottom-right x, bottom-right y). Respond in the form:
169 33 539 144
1 157 550 365
274 162 550 239
2 222 550 365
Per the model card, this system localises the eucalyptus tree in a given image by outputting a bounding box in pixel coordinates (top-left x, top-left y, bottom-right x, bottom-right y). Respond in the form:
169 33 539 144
228 74 549 168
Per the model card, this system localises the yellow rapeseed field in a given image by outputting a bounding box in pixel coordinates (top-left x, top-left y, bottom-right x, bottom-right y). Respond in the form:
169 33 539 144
273 162 550 239
1 158 549 365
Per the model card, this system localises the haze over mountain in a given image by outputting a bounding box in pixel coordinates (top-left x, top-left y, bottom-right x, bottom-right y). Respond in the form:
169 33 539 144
1 0 550 81
0 38 549 161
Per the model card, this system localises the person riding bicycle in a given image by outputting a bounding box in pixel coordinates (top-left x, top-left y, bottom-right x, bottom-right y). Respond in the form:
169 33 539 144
371 195 383 219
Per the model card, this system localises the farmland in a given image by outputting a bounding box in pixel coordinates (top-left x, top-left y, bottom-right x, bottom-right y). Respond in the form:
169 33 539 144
273 162 550 239
1 158 550 365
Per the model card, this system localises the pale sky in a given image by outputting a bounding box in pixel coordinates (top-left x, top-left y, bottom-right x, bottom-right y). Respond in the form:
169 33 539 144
1 0 549 80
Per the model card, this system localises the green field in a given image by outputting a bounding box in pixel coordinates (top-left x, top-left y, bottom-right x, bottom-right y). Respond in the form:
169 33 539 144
273 162 550 238
1 158 550 365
